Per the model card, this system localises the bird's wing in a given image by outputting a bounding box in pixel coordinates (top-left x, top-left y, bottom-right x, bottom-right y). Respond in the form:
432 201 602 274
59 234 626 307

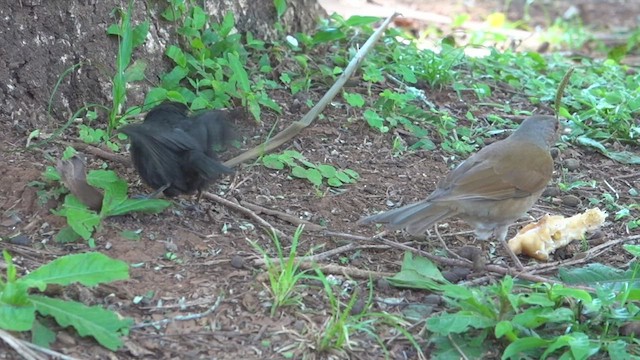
430 142 553 202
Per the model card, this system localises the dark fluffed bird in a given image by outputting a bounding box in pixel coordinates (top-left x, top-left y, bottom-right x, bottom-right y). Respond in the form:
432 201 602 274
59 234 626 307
120 102 235 197
359 115 559 268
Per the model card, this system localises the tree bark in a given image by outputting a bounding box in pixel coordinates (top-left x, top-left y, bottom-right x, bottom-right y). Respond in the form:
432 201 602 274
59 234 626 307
0 0 326 136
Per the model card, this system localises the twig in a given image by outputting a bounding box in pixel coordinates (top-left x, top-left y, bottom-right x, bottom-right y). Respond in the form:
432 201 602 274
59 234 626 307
252 242 390 266
223 12 400 167
132 296 223 329
61 141 130 165
448 334 469 360
297 262 394 279
256 261 394 282
0 329 46 360
240 201 325 231
434 226 467 261
138 296 222 311
202 191 288 240
525 235 639 274
324 230 594 290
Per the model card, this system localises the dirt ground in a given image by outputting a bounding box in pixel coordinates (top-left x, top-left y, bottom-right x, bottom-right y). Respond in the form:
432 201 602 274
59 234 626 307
1 1 639 359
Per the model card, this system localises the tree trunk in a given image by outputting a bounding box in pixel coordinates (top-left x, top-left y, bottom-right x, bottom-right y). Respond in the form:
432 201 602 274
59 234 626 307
0 0 326 135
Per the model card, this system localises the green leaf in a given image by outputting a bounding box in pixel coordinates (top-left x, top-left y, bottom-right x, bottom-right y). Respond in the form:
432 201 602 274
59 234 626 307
132 20 150 49
60 195 101 240
502 337 550 359
274 0 287 18
143 87 168 108
120 230 141 241
191 97 210 111
306 168 323 187
427 311 495 334
161 66 189 89
262 155 285 170
124 59 146 82
576 136 640 165
327 178 343 187
191 6 206 30
55 226 82 243
166 45 187 68
108 198 170 216
363 109 388 133
343 92 365 107
312 28 346 44
291 166 307 179
344 15 380 27
388 252 448 290
343 169 359 179
228 52 251 92
0 302 36 331
30 295 132 351
494 320 513 339
334 171 353 184
23 252 129 286
32 320 57 348
317 164 337 178
106 23 121 36
219 12 236 37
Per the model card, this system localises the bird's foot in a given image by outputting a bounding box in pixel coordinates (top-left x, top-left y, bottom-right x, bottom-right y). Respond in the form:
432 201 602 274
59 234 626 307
501 239 524 270
174 199 206 214
130 183 171 200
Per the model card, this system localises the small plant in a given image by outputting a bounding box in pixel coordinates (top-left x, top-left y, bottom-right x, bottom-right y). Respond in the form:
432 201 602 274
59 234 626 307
54 168 170 246
262 150 359 188
312 269 424 358
145 3 281 120
249 225 309 316
389 251 640 358
0 251 132 350
106 0 149 135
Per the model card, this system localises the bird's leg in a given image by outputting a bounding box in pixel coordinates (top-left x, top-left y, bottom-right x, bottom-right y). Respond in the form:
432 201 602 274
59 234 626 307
131 183 170 199
495 226 523 270
148 183 171 198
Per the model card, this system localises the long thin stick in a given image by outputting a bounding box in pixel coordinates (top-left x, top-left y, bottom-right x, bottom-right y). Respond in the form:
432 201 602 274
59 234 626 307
224 13 401 167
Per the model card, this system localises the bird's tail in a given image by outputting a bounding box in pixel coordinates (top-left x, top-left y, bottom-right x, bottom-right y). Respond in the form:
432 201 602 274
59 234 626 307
358 201 457 235
186 151 233 179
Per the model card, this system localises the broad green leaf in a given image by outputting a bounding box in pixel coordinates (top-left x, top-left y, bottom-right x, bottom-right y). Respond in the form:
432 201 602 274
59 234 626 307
494 320 513 339
262 155 285 170
334 171 353 183
54 226 82 243
132 21 149 49
274 0 287 18
228 52 251 92
327 178 343 187
32 320 57 348
291 166 307 179
31 295 132 351
191 6 206 30
306 168 323 187
312 28 346 44
23 252 129 286
124 60 146 82
108 198 170 216
191 97 210 111
161 66 189 89
60 195 100 240
143 87 168 108
166 45 187 68
316 164 336 178
344 15 380 27
427 311 495 334
502 337 550 359
343 92 365 107
0 302 35 331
